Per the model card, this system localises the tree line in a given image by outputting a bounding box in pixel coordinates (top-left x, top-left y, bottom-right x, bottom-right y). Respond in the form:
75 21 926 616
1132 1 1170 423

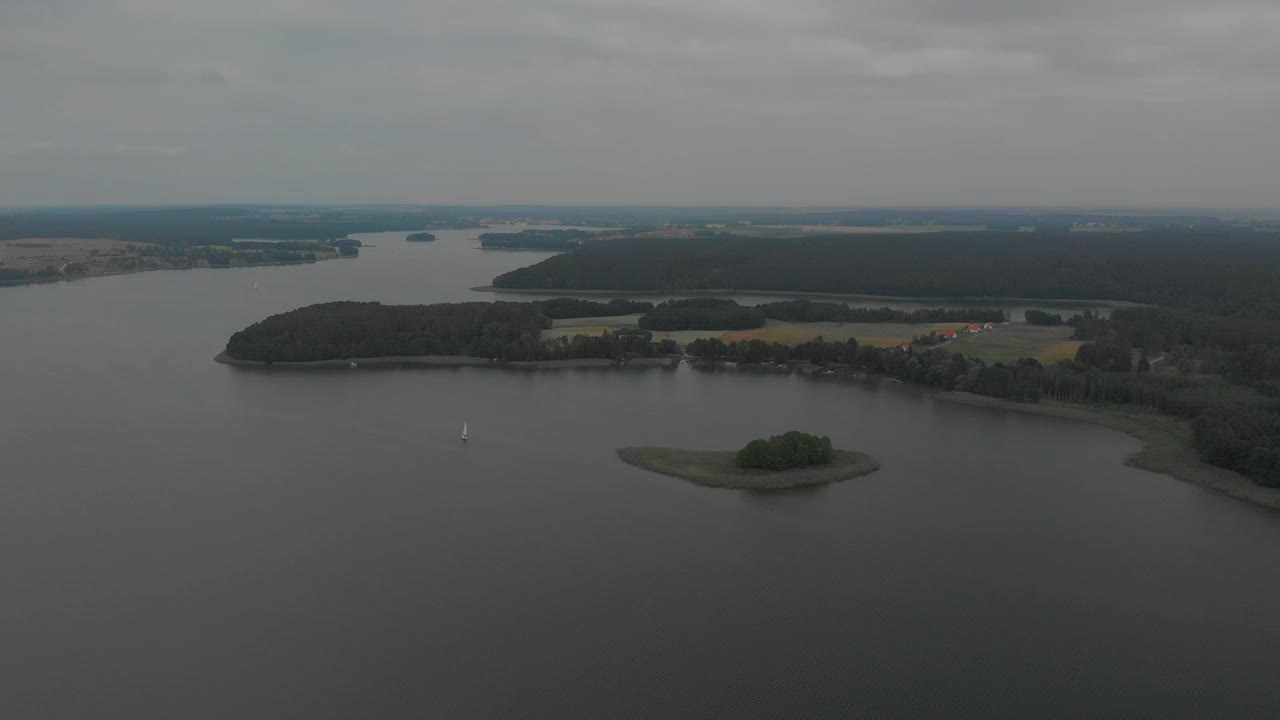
639 299 766 331
1025 309 1066 325
756 300 1006 324
638 298 1005 331
532 297 654 319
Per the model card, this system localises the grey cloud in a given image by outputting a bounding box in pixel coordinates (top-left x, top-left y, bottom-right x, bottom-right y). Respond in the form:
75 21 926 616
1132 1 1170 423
0 0 1276 205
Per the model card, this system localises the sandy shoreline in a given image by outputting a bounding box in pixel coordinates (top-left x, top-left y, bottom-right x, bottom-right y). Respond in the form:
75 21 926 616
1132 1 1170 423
214 352 679 370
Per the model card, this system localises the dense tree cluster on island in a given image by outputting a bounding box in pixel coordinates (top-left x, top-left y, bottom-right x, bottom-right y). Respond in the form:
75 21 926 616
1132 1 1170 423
736 431 835 470
406 232 437 242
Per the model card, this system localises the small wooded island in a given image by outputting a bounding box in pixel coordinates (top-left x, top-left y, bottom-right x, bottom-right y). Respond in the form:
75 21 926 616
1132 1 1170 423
618 431 880 490
405 232 438 242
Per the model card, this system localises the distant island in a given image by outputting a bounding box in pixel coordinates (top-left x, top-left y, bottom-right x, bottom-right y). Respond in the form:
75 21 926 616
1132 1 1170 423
618 432 879 489
405 232 437 242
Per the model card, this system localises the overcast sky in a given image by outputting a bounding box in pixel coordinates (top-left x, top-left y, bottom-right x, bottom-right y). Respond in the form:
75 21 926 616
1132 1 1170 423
1 0 1277 206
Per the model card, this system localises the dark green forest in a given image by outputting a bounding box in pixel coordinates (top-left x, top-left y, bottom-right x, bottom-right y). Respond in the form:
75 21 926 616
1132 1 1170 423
639 299 766 331
493 231 1280 318
406 232 437 242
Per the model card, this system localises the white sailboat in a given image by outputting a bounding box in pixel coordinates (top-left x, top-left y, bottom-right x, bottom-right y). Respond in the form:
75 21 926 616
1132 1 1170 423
461 421 469 441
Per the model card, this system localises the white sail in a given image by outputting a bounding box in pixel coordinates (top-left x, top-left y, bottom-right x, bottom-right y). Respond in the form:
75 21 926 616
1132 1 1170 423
462 421 469 441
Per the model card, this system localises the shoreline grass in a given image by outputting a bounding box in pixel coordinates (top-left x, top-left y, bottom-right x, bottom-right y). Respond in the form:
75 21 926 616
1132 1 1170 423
937 392 1280 511
617 447 880 490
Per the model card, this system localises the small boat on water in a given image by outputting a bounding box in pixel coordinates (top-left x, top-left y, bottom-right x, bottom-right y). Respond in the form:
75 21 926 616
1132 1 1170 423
461 421 469 441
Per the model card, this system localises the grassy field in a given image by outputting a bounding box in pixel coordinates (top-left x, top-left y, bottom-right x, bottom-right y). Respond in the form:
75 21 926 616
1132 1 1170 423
616 447 880 490
544 317 968 347
942 324 1076 364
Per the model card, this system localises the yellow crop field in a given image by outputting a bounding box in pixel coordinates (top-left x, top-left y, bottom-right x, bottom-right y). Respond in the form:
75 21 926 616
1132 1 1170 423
1038 340 1084 364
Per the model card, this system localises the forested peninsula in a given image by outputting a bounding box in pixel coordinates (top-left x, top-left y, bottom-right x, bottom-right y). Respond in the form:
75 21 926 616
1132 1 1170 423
218 299 684 365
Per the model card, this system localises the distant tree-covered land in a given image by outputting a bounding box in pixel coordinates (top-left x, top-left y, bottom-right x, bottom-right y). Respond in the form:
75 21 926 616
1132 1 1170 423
414 204 1247 232
493 231 1280 318
479 229 599 249
532 297 654 319
406 232 437 242
736 431 834 470
638 299 766 331
0 207 458 246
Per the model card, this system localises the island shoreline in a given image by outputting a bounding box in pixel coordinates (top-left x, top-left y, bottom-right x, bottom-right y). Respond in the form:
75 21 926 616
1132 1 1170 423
617 447 881 490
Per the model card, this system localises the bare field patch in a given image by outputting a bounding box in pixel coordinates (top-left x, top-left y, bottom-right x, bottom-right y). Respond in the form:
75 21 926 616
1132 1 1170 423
0 238 137 272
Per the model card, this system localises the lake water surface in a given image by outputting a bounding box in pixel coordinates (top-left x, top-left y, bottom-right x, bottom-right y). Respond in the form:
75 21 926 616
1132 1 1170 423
3 229 1279 718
